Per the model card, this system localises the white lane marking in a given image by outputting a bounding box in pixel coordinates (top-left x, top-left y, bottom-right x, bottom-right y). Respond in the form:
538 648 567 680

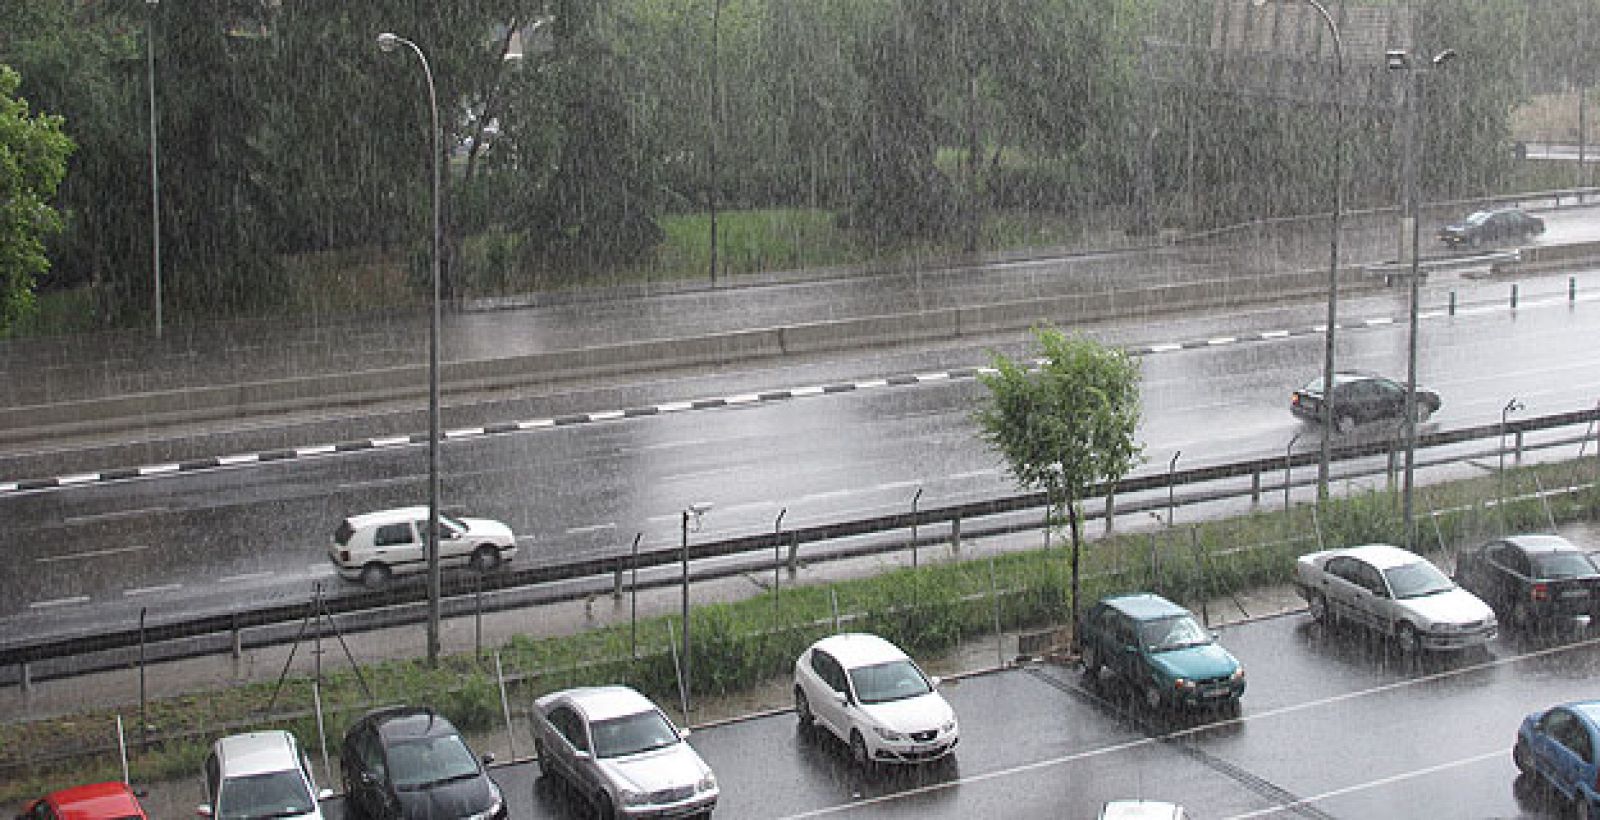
1 482 16 492
1148 343 1182 353
781 634 1600 819
1417 310 1444 320
566 522 617 536
124 583 182 597
856 379 889 390
64 506 168 525
950 469 1000 481
916 372 952 382
790 386 826 397
1259 330 1291 339
59 473 101 485
1207 336 1237 346
218 453 259 466
220 571 275 583
30 596 90 609
874 480 924 493
445 427 484 439
518 419 554 430
296 444 336 457
1457 305 1497 316
1364 317 1394 327
1222 749 1503 819
139 463 181 476
36 544 150 564
590 410 625 421
725 394 761 405
658 401 694 412
372 435 412 447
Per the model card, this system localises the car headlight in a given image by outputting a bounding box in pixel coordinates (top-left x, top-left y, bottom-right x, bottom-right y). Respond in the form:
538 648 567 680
1230 667 1246 682
620 787 651 806
465 784 503 820
697 771 717 792
941 719 957 734
873 726 906 741
1174 678 1196 690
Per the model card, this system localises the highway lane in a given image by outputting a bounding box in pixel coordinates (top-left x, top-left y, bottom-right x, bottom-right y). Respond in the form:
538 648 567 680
2 270 1599 636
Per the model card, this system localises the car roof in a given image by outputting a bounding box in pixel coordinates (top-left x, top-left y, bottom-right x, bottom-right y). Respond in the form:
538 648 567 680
1568 701 1600 725
810 633 912 669
546 685 661 722
1326 544 1425 570
1099 593 1190 621
40 782 147 820
344 506 431 528
213 731 301 777
362 706 460 740
1500 534 1583 555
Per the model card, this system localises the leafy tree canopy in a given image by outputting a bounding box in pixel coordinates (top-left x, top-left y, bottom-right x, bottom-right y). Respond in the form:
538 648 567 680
0 64 74 335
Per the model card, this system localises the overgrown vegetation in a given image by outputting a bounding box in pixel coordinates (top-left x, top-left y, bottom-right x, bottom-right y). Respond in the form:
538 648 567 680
3 456 1596 803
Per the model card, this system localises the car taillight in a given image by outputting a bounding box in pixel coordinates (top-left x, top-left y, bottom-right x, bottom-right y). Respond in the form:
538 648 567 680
1531 583 1549 602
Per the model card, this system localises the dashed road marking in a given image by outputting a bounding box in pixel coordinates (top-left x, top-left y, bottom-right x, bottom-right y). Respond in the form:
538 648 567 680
30 596 90 609
124 583 182 597
36 544 150 564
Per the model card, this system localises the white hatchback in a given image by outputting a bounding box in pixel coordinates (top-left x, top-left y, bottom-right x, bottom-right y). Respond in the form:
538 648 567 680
199 730 330 819
793 633 958 766
329 506 518 587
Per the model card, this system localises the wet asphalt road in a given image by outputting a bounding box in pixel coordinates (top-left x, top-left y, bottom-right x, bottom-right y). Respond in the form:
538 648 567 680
285 609 1600 820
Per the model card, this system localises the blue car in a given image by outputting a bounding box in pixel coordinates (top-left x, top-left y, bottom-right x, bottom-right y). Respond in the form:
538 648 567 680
1515 700 1600 819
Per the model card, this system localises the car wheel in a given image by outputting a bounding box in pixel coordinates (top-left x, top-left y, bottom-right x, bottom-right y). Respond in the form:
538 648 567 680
470 545 501 572
359 563 391 588
593 790 618 820
1396 623 1423 655
534 737 551 780
1308 593 1330 624
1143 683 1164 712
1511 601 1535 632
1470 234 1482 249
1335 414 1357 435
1083 643 1102 676
795 687 814 729
1513 738 1534 774
1223 698 1242 719
849 730 871 767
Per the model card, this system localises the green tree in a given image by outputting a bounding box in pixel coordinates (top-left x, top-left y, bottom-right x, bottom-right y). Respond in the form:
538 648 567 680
975 326 1142 644
0 64 74 335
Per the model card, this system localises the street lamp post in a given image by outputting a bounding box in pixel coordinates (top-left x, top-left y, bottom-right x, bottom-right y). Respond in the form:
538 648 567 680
1257 0 1345 501
146 0 162 338
1499 397 1524 516
1389 46 1456 550
680 502 712 716
376 31 444 666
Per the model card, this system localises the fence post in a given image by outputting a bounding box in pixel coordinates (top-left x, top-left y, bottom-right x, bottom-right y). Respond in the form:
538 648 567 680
231 611 242 660
989 557 1004 668
1515 431 1525 463
19 662 29 694
313 680 331 788
951 515 962 552
910 488 923 569
1193 527 1209 627
1511 283 1519 310
1104 491 1116 534
787 532 799 574
613 559 624 599
1572 276 1578 303
1449 290 1457 315
494 651 516 760
1251 469 1261 504
829 589 840 632
667 619 688 720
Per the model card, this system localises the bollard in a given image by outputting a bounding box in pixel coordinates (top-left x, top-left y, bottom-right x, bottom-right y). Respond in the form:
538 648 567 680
1572 276 1579 303
951 515 962 552
1250 470 1261 504
1449 291 1457 315
1511 283 1519 309
19 662 30 693
1104 493 1115 534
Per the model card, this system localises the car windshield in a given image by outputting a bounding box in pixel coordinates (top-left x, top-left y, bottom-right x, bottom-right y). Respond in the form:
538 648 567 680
387 734 481 790
1533 551 1599 579
217 770 315 819
591 709 681 759
1384 561 1455 599
1139 615 1212 652
848 659 932 704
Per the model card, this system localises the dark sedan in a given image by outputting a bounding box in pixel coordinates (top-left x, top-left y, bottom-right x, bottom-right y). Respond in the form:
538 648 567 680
1438 207 1544 249
341 706 506 820
1454 535 1600 632
1289 372 1440 433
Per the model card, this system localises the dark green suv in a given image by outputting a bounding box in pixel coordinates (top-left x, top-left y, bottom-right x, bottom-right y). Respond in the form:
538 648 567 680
1081 593 1245 714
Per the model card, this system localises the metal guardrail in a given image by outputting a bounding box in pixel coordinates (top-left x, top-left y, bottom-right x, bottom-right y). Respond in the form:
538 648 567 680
3 406 1597 677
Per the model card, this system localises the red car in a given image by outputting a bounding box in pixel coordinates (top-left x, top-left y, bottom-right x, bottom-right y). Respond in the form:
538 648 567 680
17 782 149 820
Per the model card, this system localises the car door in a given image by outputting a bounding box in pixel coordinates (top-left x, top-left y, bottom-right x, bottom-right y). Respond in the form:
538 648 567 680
1535 709 1590 799
1364 563 1406 636
431 517 472 567
549 705 603 796
372 522 421 575
1108 613 1144 682
810 650 851 740
1322 557 1371 626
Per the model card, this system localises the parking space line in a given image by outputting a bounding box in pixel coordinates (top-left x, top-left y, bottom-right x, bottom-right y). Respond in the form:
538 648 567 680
29 596 91 609
220 571 275 583
123 583 182 597
36 544 150 564
1222 749 1502 819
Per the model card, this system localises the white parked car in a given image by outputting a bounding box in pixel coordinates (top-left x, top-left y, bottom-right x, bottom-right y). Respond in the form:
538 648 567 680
530 685 718 819
793 633 959 766
1295 544 1498 652
329 506 518 587
199 730 330 819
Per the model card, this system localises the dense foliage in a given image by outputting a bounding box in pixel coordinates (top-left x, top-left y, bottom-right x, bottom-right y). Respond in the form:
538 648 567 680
0 0 1564 329
0 65 73 336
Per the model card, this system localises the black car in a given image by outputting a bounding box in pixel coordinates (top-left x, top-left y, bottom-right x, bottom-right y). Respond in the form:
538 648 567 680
341 706 505 820
1437 207 1544 249
1289 372 1441 433
1454 535 1600 632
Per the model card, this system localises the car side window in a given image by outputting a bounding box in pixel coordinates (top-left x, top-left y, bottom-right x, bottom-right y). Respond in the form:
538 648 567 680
1113 615 1139 649
1327 557 1359 585
1360 564 1388 596
356 728 386 778
374 523 413 547
816 652 847 693
549 706 589 752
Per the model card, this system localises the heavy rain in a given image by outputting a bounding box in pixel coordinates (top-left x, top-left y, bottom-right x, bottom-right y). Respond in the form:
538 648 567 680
3 0 1600 817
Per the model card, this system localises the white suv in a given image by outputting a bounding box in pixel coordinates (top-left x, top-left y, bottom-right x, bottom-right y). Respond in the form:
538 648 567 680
199 730 330 819
793 633 958 766
329 506 518 587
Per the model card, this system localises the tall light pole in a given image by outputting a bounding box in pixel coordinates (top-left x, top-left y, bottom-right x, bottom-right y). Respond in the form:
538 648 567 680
1256 0 1344 501
146 0 162 338
680 502 712 716
376 31 444 666
1389 46 1456 550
